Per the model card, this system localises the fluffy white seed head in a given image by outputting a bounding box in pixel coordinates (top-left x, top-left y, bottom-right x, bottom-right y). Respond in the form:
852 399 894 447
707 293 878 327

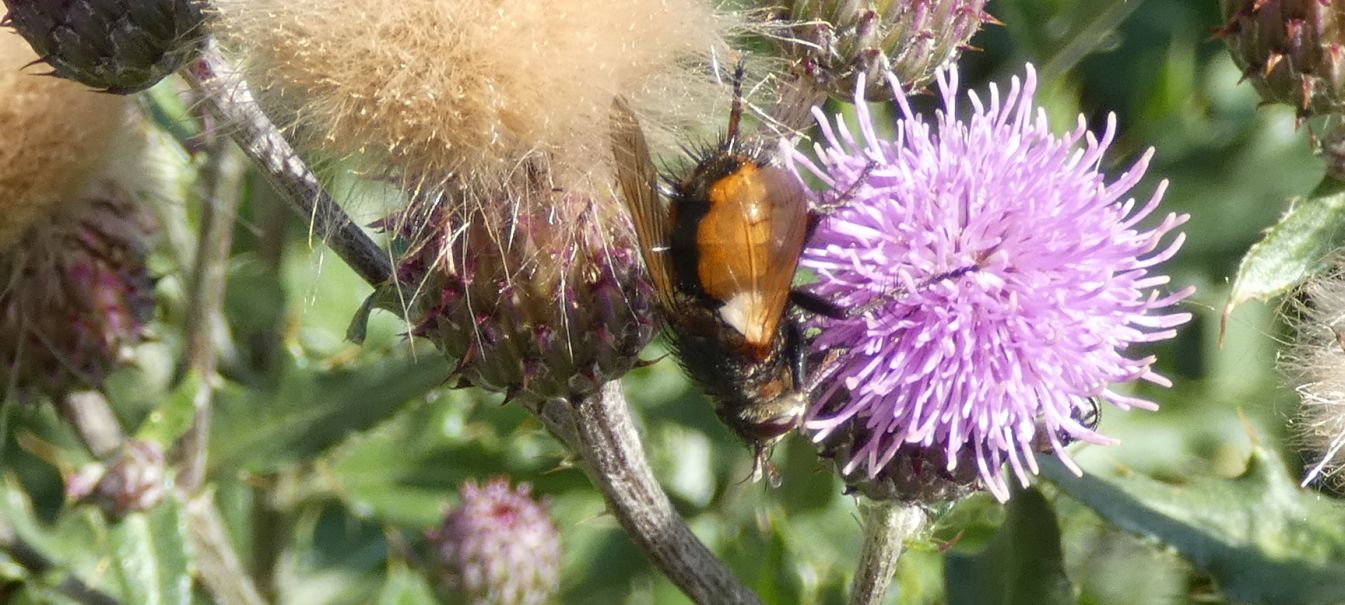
0 23 139 251
213 0 735 210
1285 260 1345 487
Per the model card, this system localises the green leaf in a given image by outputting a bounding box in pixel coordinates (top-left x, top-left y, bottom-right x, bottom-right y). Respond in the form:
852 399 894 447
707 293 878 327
321 400 473 527
945 487 1073 605
210 354 451 474
1040 447 1345 605
132 372 202 448
0 475 109 598
1223 178 1345 337
348 285 404 345
320 392 560 528
0 474 192 605
374 564 439 605
105 497 194 605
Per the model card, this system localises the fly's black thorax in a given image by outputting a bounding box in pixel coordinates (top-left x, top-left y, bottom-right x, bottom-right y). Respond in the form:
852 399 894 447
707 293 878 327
667 316 806 444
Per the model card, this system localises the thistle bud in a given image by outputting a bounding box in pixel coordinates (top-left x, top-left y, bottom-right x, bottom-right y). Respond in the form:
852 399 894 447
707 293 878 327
428 479 561 605
396 172 655 403
2 0 205 93
1217 0 1345 117
67 440 168 519
0 194 158 402
817 421 981 502
765 0 990 100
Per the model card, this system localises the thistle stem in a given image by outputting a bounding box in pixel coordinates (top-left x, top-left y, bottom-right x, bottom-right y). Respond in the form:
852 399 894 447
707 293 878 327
183 38 393 287
58 390 125 460
186 492 269 605
177 133 245 493
534 383 763 605
1324 123 1345 183
849 500 927 605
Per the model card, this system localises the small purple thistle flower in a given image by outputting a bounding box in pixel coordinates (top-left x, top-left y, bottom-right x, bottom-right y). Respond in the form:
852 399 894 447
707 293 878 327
788 65 1194 501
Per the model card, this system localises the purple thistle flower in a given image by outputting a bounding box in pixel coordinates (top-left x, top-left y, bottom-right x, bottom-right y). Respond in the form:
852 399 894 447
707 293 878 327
787 65 1194 501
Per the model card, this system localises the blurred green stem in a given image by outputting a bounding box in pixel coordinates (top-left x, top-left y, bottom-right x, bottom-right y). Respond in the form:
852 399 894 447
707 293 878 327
535 383 763 605
177 129 245 493
1038 0 1145 84
849 500 927 605
183 38 393 288
169 56 269 605
187 492 269 605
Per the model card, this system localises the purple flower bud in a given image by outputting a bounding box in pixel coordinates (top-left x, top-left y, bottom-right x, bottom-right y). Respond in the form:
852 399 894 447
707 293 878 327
68 440 168 519
1217 0 1345 117
789 65 1194 501
428 478 561 605
765 0 992 101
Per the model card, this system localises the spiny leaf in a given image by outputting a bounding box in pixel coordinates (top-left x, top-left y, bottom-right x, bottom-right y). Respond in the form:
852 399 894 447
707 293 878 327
1040 447 1345 605
1222 177 1345 341
209 354 451 473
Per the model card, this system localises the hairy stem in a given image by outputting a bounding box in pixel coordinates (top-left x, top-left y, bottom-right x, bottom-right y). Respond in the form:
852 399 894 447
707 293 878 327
849 500 927 605
535 383 763 605
183 38 393 287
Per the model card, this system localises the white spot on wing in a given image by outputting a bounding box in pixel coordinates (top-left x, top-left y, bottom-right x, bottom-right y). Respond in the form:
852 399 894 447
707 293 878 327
720 290 768 344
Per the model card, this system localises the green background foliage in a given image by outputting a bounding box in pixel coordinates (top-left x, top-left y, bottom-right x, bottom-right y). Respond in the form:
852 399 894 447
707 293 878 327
3 0 1344 603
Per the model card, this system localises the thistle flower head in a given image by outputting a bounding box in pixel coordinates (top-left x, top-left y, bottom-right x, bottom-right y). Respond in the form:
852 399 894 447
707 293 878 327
428 478 561 605
216 0 728 397
789 65 1193 501
0 25 155 402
